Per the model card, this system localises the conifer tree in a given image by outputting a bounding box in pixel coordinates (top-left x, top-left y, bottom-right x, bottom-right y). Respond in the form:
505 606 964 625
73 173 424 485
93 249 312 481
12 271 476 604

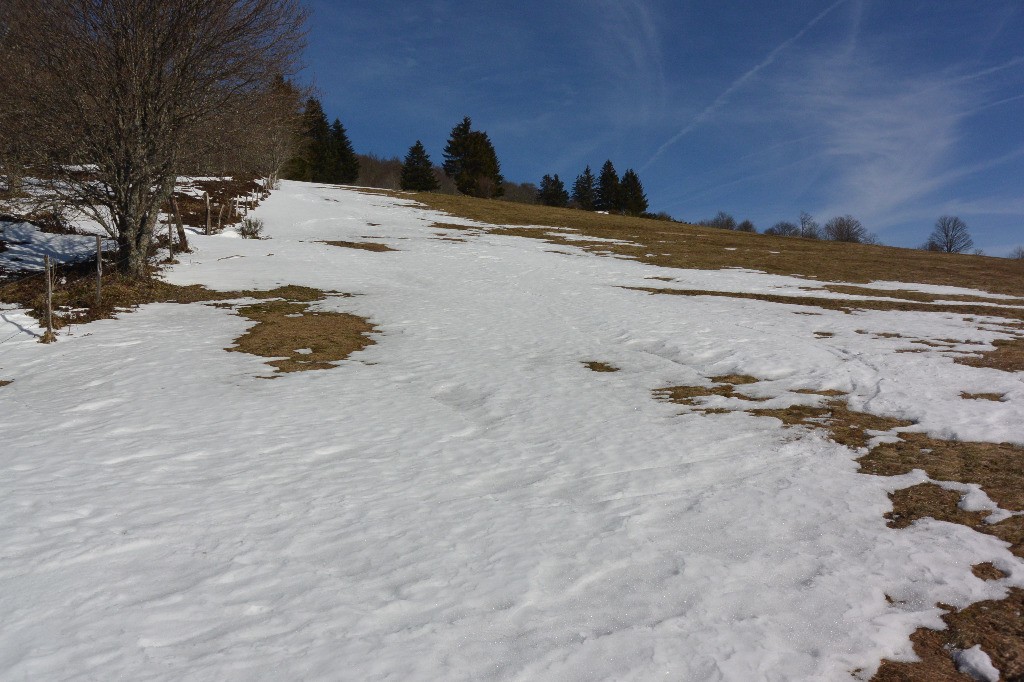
537 174 569 207
442 116 504 198
284 97 330 182
328 118 359 184
571 166 596 210
619 168 648 216
596 160 621 212
400 140 439 191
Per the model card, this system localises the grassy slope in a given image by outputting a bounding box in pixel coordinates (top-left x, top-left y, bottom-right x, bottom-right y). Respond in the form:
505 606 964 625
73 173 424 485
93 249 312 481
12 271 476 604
393 191 1024 298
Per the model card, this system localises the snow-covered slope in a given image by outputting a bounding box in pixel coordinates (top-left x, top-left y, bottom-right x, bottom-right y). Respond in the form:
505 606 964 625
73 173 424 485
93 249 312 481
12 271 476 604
0 182 1021 680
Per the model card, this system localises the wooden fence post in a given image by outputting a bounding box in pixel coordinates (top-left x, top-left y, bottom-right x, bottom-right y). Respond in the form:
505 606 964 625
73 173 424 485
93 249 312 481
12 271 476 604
41 255 55 343
205 192 212 235
95 235 102 308
171 198 188 251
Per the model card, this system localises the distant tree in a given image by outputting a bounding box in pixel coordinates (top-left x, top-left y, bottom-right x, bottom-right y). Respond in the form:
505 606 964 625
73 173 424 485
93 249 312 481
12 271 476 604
537 174 569 207
595 160 621 212
823 215 868 243
736 219 756 233
923 215 973 253
701 211 737 230
284 97 330 182
799 211 820 239
765 221 799 236
501 181 538 204
619 169 648 216
571 166 597 210
442 116 504 198
328 119 359 183
1009 245 1024 260
400 141 439 191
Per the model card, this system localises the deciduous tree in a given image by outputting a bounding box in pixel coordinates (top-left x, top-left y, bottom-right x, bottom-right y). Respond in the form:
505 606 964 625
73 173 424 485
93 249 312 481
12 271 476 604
0 0 307 278
823 215 868 243
923 215 973 253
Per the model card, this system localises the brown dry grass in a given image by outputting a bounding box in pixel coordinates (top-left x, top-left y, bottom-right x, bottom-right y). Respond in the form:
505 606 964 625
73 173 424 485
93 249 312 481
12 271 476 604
628 287 1024 321
955 338 1024 372
971 563 1009 581
320 240 395 252
583 361 619 372
874 589 1024 681
861 436 1024 515
654 375 770 408
825 285 1024 306
961 392 1005 402
0 257 325 331
0 380 11 387
228 300 376 373
393 191 1024 297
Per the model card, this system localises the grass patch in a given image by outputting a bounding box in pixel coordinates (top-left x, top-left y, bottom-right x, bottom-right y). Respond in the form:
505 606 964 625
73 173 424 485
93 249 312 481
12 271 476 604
961 392 1005 401
825 285 1024 306
320 240 395 252
627 287 1024 322
584 361 619 372
229 299 375 373
389 190 1024 297
653 375 770 409
873 589 1024 681
971 563 1009 581
954 337 1024 372
0 258 327 331
0 380 11 387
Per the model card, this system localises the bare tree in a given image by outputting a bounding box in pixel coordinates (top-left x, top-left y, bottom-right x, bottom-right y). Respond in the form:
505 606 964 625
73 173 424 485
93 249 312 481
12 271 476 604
764 221 799 236
799 211 820 239
823 215 868 243
1010 245 1024 260
0 0 306 278
923 215 973 253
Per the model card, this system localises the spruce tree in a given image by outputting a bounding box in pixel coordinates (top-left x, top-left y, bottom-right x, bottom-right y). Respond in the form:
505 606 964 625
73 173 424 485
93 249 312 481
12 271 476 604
537 174 569 207
328 118 360 184
284 97 330 182
596 160 621 212
619 169 648 216
571 166 596 210
400 140 439 191
442 117 504 198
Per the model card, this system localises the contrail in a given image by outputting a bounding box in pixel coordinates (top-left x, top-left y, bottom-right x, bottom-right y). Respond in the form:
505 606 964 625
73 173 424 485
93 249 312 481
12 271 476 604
643 0 848 169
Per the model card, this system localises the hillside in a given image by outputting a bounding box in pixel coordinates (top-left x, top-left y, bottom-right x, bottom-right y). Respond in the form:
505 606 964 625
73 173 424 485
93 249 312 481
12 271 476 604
1 182 1022 680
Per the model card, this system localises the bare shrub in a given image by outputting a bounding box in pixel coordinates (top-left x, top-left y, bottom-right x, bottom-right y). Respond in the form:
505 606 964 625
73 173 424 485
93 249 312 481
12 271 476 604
239 217 265 239
823 215 868 243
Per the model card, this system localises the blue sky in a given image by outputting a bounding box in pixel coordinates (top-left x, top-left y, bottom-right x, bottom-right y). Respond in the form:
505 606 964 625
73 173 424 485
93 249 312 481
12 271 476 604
301 1 1024 255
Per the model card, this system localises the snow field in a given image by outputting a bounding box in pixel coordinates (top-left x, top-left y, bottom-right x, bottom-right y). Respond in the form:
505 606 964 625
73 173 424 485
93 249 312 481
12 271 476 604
0 182 1022 680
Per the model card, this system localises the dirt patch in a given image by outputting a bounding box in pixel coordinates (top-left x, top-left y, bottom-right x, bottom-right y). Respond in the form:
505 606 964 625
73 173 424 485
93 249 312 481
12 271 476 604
627 287 1024 322
584 361 619 373
0 379 11 387
961 392 1005 402
874 589 1024 681
320 240 395 252
229 299 376 373
955 338 1024 372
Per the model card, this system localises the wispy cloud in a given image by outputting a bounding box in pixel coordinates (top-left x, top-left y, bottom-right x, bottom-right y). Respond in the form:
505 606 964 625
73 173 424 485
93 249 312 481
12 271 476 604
643 0 848 169
791 53 1024 229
